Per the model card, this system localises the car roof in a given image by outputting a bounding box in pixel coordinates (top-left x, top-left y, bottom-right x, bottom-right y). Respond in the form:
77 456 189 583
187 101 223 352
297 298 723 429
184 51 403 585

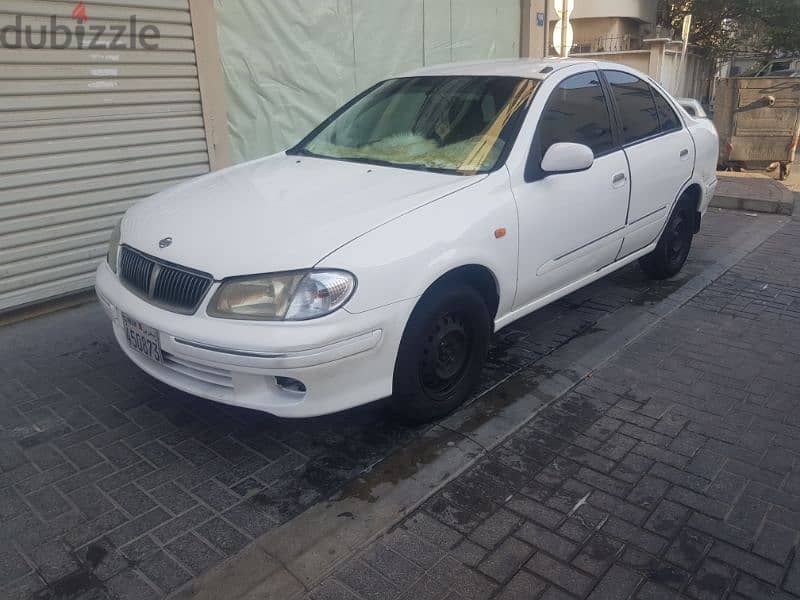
400 58 635 80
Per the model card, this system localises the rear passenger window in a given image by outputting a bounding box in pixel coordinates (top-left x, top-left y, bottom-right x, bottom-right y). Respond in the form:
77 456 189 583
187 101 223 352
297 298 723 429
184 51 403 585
652 90 681 133
604 71 659 144
537 71 615 156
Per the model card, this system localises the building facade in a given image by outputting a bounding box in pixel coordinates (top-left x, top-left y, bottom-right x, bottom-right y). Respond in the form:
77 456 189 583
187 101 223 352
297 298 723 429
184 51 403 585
0 0 521 313
0 0 708 313
0 1 229 314
522 0 711 101
523 0 660 58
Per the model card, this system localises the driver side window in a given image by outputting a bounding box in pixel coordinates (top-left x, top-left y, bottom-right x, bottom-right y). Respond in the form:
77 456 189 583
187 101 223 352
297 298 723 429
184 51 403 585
537 72 615 157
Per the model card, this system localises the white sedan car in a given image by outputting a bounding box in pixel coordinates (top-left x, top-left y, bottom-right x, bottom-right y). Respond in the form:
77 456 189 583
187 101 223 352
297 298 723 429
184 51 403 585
96 59 718 421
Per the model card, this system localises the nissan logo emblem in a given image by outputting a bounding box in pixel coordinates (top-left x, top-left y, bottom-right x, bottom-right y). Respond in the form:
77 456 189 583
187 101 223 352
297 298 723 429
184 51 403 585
159 237 173 249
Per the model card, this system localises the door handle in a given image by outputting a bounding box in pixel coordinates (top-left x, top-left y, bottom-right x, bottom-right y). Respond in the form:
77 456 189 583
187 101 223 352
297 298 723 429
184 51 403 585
612 172 627 187
680 148 690 159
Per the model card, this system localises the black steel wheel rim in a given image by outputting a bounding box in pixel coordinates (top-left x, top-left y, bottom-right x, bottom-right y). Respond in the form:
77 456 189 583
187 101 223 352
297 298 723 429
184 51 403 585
419 312 472 399
667 209 690 265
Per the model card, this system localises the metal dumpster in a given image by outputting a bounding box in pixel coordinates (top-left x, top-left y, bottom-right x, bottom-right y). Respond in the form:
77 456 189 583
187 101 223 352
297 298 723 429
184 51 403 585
714 77 800 180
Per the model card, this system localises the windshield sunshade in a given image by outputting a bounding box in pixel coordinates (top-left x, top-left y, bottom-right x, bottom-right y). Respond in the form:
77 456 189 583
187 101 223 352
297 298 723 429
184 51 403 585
294 75 539 174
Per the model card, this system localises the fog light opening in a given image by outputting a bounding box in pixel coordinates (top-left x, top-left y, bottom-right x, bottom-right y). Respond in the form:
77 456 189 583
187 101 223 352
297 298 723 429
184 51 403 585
275 376 307 394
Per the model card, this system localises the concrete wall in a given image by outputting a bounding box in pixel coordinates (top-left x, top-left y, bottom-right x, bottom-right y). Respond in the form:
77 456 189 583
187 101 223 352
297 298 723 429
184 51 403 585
580 50 651 74
547 0 657 23
662 50 713 100
578 43 713 101
522 0 549 59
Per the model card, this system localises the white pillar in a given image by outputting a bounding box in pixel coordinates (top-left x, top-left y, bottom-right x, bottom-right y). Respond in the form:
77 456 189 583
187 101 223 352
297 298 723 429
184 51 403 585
644 38 669 82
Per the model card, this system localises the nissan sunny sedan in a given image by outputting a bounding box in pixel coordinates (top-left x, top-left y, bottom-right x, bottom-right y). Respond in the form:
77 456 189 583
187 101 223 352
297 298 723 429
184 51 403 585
96 59 719 421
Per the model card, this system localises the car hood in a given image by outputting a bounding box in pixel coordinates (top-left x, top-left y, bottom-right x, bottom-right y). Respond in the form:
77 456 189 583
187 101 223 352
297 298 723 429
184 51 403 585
122 153 483 278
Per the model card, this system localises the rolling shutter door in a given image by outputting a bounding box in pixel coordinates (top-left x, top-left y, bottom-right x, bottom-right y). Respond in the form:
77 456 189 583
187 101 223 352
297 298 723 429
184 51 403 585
0 0 220 312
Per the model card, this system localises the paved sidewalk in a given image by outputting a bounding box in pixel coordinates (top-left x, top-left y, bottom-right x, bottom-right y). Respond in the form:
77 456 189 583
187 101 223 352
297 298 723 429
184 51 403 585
0 210 789 600
307 221 800 600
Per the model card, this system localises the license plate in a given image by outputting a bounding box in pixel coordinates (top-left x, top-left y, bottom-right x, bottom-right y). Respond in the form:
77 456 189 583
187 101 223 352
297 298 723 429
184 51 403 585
122 313 163 364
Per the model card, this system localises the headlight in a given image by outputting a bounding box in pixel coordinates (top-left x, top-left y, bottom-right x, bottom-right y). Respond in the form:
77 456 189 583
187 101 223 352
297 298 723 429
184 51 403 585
208 270 356 321
107 218 122 273
285 271 357 320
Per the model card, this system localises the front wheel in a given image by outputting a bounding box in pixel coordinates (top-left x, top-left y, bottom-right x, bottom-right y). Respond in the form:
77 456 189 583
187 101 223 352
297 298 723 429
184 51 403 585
639 197 695 280
391 284 490 423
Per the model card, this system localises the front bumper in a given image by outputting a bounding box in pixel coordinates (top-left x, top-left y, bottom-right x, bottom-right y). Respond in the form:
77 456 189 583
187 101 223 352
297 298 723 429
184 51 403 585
95 262 414 417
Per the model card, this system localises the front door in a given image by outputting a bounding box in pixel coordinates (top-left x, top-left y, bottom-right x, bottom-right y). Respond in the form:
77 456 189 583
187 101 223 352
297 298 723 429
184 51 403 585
511 71 630 309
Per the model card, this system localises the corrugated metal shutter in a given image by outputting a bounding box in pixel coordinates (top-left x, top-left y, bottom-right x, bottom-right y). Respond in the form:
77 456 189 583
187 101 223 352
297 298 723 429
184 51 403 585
0 0 213 312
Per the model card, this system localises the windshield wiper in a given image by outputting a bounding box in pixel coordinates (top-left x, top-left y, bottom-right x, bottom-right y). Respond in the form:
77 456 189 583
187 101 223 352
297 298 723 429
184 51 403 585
286 147 475 176
286 146 311 157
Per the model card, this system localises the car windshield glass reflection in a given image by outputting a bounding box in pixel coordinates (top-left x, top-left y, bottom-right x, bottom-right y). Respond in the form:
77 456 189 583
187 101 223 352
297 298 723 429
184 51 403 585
292 76 539 174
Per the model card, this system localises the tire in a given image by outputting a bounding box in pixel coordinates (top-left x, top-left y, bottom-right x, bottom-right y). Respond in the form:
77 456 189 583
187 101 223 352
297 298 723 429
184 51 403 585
391 283 491 423
639 196 695 280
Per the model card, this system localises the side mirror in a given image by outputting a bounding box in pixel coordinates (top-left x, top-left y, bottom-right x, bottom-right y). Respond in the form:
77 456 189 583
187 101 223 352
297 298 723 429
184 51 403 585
541 143 594 174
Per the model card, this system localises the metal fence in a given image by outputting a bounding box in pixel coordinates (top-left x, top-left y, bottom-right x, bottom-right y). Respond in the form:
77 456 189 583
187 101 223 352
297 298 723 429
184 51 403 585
571 34 638 54
570 25 676 55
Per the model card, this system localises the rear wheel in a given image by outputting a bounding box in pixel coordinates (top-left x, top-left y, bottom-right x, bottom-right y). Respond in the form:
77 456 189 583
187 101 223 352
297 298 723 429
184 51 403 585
391 284 490 423
639 196 695 280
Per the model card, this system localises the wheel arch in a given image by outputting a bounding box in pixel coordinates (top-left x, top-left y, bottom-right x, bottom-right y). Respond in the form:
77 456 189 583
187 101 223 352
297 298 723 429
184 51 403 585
419 264 501 329
390 263 498 422
680 182 703 233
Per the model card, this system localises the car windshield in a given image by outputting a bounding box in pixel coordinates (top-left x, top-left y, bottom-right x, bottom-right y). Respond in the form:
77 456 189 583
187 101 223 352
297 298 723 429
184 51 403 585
291 76 539 174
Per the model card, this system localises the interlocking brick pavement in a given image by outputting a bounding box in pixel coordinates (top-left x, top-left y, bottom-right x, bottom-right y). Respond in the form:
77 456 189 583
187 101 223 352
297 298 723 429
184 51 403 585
0 211 786 599
307 220 800 599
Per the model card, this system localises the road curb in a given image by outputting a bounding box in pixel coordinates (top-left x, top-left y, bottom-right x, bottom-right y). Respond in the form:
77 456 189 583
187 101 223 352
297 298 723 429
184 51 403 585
711 173 796 215
711 194 795 215
794 190 800 220
170 213 788 600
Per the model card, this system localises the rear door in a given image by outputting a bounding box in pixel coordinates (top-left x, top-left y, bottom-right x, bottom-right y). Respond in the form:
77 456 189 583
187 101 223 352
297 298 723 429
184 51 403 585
602 70 694 258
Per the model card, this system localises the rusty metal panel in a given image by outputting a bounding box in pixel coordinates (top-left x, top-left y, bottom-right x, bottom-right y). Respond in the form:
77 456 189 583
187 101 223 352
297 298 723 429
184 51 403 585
714 77 800 166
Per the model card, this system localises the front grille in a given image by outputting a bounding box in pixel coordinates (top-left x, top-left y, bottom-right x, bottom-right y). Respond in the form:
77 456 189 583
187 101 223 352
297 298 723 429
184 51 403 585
119 246 212 314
